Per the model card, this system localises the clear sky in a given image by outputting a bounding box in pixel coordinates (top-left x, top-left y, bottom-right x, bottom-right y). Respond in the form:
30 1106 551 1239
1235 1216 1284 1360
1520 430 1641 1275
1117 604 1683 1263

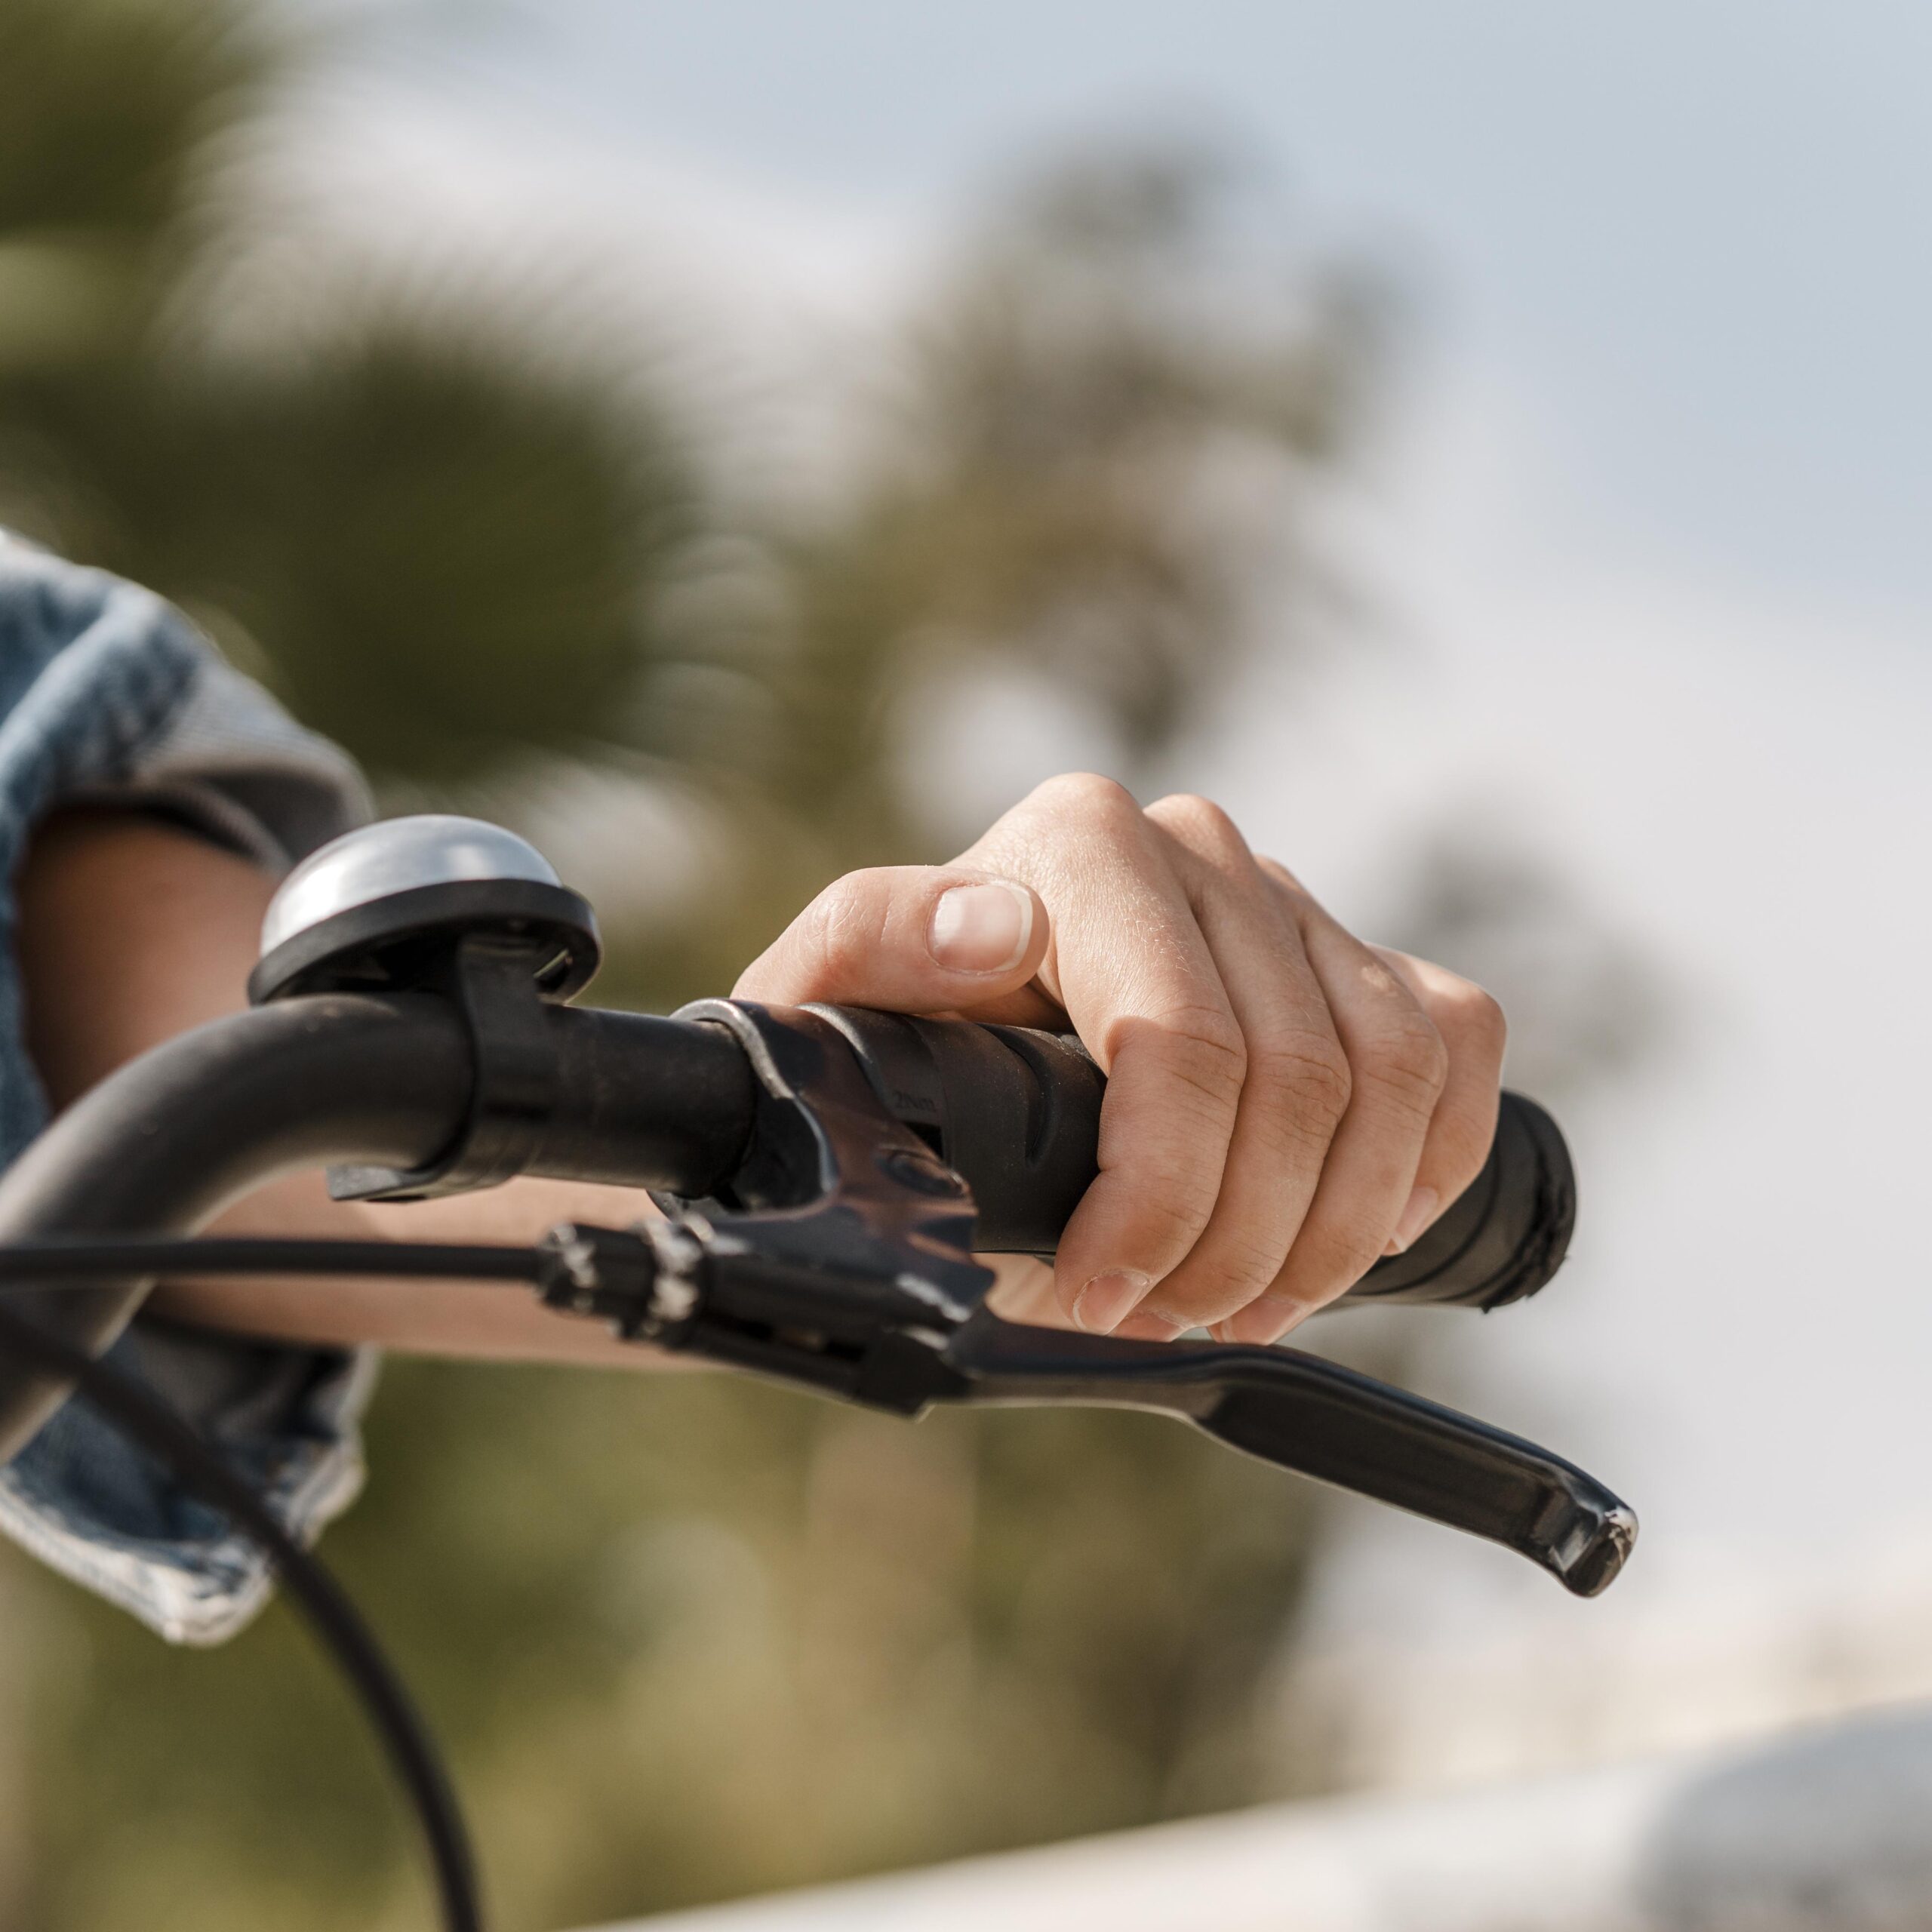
374 0 1932 617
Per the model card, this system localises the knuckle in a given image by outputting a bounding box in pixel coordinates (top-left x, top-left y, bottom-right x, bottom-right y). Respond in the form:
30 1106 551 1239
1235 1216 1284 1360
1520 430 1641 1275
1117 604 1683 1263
1089 1148 1223 1264
1255 854 1310 907
1137 1182 1220 1250
1148 1004 1250 1103
1327 1234 1389 1295
1147 792 1250 864
1361 1008 1451 1112
801 872 888 980
1027 770 1141 827
1251 1032 1352 1133
1434 1101 1502 1193
1284 1217 1385 1300
1416 964 1507 1059
1451 983 1509 1059
1151 1238 1284 1324
1217 1233 1294 1302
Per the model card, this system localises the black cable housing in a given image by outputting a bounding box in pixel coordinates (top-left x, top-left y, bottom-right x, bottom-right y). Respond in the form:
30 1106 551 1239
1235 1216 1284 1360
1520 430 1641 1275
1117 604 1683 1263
0 1297 485 1932
0 1238 545 1287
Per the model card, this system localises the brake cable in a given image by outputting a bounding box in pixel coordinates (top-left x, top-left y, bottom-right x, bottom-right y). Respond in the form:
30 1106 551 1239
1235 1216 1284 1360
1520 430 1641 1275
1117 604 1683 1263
0 1275 491 1932
0 1237 545 1286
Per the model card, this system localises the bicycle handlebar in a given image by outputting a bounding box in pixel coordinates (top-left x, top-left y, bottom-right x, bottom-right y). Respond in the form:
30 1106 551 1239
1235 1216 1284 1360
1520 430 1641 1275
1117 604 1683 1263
0 995 749 1462
0 992 1572 1465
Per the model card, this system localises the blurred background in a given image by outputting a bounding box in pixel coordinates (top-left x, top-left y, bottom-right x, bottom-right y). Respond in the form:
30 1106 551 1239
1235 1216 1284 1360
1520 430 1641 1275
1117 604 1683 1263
0 2 1925 1928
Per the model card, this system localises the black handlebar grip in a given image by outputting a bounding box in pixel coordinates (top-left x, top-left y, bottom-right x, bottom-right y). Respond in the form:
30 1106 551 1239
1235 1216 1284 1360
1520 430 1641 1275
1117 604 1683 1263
809 1006 1575 1312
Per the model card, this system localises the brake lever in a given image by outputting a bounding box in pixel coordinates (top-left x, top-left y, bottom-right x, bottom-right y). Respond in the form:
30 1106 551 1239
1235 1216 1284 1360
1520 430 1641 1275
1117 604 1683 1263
541 1000 1635 1596
940 1312 1632 1595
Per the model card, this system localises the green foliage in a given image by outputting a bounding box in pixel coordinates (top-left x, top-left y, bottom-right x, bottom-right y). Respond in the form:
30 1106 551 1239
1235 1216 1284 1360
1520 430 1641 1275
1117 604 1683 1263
9 313 695 788
0 2 695 795
0 0 255 237
0 0 257 473
162 327 694 786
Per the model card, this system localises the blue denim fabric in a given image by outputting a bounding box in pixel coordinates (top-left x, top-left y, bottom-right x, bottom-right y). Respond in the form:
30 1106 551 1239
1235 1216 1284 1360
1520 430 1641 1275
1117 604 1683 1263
0 529 376 1643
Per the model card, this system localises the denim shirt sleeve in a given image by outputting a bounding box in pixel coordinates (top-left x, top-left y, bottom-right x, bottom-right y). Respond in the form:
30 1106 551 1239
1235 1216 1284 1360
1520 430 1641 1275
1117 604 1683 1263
0 529 379 1645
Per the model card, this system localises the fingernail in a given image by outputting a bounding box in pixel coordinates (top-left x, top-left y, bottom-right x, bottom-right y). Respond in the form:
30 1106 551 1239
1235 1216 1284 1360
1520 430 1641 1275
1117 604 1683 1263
1072 1268 1152 1334
928 880 1033 974
1383 1184 1441 1256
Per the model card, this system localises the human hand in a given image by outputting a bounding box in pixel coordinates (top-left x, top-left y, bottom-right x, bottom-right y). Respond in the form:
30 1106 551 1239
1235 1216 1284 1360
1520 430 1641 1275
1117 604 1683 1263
734 776 1506 1343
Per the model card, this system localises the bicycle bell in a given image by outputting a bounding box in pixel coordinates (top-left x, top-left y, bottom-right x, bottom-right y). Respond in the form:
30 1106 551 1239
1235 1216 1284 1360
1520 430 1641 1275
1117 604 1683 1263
249 814 600 1006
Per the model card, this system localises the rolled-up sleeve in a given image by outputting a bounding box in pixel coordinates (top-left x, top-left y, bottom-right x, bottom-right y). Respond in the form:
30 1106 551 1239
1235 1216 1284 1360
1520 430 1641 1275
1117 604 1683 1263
0 529 379 1644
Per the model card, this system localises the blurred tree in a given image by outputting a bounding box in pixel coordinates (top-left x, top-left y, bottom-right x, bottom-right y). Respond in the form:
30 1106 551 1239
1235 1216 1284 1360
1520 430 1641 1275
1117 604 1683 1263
666 141 1383 953
0 6 1407 1932
0 2 696 800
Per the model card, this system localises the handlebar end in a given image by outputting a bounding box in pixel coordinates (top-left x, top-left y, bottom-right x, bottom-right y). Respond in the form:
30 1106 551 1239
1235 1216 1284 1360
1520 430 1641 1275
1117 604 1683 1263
1547 1500 1639 1598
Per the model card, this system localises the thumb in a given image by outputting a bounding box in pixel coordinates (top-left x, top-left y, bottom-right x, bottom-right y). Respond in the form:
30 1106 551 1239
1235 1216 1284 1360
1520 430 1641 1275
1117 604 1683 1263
734 866 1048 1012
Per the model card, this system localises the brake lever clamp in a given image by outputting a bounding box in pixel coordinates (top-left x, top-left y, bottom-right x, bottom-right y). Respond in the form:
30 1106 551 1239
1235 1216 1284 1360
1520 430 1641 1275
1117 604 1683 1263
543 1001 1636 1597
540 1001 995 1408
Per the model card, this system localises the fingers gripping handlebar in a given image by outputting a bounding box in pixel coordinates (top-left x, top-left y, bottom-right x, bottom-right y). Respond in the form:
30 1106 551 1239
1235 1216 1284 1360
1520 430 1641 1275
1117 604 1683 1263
0 1007 1626 1594
808 1003 1575 1308
0 814 1629 1594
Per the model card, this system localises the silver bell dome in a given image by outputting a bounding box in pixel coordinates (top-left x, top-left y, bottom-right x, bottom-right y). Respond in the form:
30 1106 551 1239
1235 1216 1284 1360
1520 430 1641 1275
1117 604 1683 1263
262 816 562 958
253 814 600 1004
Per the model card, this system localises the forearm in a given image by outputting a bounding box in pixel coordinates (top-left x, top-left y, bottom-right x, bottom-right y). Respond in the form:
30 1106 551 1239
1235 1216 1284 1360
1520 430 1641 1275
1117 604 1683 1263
17 808 678 1366
152 1168 681 1366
